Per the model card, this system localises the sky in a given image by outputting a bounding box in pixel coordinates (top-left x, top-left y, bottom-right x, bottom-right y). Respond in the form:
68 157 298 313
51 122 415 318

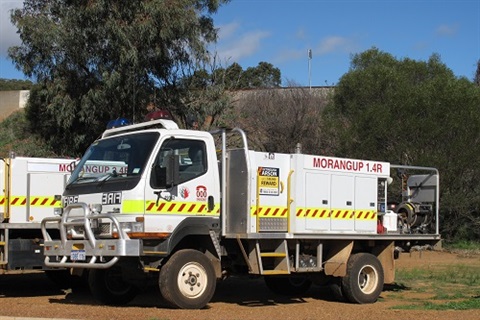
1 0 479 86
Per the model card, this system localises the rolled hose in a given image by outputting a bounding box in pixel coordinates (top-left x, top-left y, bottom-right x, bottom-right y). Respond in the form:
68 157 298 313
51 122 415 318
396 202 417 226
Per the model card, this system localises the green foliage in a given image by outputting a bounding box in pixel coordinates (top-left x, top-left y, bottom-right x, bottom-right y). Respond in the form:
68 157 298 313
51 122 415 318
239 62 282 88
326 48 480 241
212 61 281 89
176 66 233 130
173 60 281 129
0 78 33 91
0 111 58 158
8 0 229 155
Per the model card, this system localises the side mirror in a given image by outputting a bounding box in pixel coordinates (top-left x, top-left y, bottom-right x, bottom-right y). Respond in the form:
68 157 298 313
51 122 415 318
165 154 180 188
152 154 179 189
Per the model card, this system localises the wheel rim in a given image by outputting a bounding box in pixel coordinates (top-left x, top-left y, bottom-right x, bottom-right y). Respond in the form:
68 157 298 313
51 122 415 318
357 264 378 295
177 262 208 299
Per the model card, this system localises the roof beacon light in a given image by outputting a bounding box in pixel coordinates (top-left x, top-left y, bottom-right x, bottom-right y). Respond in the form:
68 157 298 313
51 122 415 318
106 118 131 129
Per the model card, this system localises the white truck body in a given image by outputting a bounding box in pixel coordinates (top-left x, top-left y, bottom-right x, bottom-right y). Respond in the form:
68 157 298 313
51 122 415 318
1 156 73 270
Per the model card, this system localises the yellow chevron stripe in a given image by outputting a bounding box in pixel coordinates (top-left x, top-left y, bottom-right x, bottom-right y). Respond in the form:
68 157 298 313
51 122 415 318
250 206 288 218
0 196 61 207
296 208 377 220
145 201 220 215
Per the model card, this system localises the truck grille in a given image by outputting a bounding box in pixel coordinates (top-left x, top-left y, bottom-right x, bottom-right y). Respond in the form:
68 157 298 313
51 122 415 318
99 223 111 234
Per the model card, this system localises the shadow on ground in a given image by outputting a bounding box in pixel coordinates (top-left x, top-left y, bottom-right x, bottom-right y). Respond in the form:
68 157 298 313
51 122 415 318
0 271 354 309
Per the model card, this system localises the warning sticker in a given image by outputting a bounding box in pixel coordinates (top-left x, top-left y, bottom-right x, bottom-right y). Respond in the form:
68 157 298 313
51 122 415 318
258 167 280 196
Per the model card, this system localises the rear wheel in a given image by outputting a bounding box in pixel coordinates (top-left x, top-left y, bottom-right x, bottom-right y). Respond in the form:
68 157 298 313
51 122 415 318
341 253 384 304
88 268 138 305
159 249 216 309
264 276 312 296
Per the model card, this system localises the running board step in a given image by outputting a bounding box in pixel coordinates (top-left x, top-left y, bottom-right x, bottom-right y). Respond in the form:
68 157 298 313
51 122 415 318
254 240 291 275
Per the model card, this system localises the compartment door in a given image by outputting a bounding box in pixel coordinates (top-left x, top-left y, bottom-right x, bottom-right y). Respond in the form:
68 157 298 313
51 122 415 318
304 172 331 231
330 175 354 231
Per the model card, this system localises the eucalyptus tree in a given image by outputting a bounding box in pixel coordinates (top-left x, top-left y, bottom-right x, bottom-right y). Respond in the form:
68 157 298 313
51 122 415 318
9 0 229 155
325 48 480 240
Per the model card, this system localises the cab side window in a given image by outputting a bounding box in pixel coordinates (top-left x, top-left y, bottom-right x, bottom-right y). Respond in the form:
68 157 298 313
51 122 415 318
150 139 207 188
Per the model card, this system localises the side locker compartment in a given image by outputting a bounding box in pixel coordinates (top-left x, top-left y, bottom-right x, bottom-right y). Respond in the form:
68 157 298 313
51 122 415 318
330 175 355 231
27 172 66 222
304 172 331 231
354 176 378 232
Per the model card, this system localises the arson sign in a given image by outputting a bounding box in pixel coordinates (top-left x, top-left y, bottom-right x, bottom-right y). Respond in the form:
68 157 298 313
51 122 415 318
258 167 280 196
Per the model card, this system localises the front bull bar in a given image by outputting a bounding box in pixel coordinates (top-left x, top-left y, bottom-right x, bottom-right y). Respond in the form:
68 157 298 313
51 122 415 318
41 202 141 269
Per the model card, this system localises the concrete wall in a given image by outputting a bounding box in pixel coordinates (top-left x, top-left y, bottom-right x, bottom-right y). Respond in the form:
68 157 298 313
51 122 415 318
0 90 29 120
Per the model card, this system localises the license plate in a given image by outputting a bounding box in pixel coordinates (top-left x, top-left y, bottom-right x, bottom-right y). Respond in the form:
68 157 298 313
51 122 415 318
70 250 86 261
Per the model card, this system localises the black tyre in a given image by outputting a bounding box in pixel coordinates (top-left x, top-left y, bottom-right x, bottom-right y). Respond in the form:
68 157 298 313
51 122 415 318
341 253 384 304
329 277 346 302
159 249 216 309
45 269 86 290
88 268 138 305
264 276 312 296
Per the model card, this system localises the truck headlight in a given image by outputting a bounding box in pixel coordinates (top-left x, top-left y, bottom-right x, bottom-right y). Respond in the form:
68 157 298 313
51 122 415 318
117 221 144 233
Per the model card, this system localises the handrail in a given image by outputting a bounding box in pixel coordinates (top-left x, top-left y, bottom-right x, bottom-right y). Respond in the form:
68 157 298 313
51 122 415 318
210 128 250 236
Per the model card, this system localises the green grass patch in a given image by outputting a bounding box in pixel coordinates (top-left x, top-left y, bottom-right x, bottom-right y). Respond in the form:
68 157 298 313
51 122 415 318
391 264 480 310
444 240 480 251
393 298 480 310
395 265 480 286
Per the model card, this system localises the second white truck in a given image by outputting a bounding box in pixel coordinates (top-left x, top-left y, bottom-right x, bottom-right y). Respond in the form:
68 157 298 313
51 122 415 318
1 155 72 274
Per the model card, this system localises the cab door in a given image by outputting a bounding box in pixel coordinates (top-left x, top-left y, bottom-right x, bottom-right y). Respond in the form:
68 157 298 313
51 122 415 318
143 137 220 233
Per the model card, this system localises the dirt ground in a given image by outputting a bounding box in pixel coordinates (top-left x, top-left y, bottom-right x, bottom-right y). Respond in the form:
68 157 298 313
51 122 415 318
0 250 479 320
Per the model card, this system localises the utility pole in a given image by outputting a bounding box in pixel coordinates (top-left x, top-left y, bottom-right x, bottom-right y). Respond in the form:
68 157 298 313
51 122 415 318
308 49 312 90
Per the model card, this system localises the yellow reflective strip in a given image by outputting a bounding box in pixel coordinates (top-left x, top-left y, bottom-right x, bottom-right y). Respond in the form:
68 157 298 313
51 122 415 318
355 210 377 220
300 208 330 219
122 200 221 215
144 201 219 215
329 209 354 220
9 196 26 206
29 197 62 207
122 200 144 214
4 196 62 208
250 206 288 218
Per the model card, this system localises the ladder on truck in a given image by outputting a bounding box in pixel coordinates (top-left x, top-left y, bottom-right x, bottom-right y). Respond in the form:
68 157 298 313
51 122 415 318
237 238 291 275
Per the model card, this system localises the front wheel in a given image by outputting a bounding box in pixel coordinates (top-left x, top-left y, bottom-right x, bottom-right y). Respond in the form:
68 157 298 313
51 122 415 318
88 268 138 305
341 253 384 304
159 249 216 309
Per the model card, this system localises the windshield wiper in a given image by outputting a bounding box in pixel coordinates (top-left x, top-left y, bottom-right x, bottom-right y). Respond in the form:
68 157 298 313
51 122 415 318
96 170 128 187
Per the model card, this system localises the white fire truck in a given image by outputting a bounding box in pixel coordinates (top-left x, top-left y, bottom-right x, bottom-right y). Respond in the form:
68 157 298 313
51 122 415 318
41 119 441 309
1 155 73 273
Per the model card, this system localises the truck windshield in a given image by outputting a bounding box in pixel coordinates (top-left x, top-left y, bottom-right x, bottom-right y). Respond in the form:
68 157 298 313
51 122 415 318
68 132 160 186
